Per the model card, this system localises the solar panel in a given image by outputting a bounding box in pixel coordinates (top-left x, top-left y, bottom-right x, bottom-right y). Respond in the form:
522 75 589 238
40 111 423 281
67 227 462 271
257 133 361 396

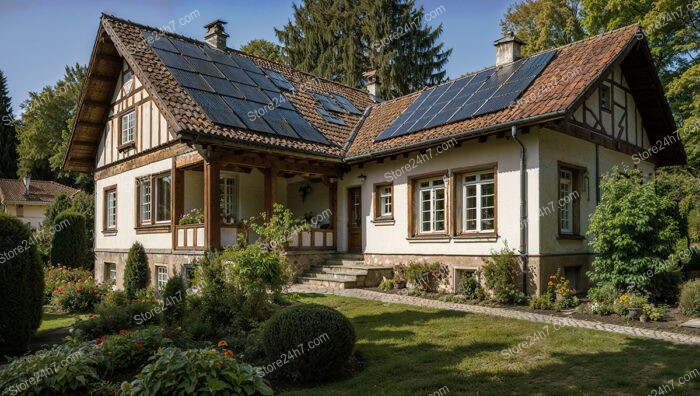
311 93 344 113
374 51 556 142
281 109 329 144
184 56 226 78
201 46 237 67
231 54 263 74
170 39 208 60
245 72 279 92
331 94 362 115
168 68 212 92
222 97 276 134
216 64 256 86
235 84 272 104
316 106 345 125
185 88 246 128
262 68 296 92
264 91 294 111
141 31 178 52
153 48 194 71
258 107 299 139
201 75 242 98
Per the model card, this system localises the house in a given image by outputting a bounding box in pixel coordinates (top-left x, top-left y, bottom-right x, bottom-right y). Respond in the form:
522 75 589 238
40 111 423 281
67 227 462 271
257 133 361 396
0 177 80 230
62 14 685 294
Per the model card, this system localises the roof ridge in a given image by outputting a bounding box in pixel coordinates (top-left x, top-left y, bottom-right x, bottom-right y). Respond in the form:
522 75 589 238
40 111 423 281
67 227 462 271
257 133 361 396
101 13 372 98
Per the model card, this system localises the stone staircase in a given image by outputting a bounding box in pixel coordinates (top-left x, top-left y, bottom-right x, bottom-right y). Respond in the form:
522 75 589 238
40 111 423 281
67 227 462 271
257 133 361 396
296 255 393 289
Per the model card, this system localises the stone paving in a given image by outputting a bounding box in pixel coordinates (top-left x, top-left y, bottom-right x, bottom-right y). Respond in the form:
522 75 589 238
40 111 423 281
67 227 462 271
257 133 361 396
288 285 700 345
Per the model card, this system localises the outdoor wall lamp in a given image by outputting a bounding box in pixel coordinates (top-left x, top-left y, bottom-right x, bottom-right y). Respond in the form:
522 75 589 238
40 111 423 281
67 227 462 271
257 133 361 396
298 185 312 202
358 174 367 183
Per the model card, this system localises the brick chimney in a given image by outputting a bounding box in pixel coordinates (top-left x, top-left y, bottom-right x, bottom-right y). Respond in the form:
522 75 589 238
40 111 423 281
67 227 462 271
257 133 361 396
363 70 380 97
494 32 525 66
204 20 229 50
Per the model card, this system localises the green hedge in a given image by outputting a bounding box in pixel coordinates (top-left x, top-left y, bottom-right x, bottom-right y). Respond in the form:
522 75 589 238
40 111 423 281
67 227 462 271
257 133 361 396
0 213 44 355
50 211 88 268
124 242 149 300
162 276 186 326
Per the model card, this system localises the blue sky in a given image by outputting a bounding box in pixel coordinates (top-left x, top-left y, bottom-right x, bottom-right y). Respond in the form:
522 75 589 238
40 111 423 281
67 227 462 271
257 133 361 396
0 0 514 115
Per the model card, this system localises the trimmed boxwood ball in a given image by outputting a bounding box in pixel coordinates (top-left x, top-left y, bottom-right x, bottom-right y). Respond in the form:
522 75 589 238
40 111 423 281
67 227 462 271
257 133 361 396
50 210 88 268
262 303 355 382
0 213 44 355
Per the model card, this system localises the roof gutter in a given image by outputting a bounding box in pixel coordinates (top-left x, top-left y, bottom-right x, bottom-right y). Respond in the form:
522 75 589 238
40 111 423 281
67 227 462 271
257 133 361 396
343 111 566 163
511 125 529 294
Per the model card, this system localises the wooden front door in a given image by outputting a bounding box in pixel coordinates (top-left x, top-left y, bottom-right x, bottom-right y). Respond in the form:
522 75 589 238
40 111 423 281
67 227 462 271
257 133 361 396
347 187 362 252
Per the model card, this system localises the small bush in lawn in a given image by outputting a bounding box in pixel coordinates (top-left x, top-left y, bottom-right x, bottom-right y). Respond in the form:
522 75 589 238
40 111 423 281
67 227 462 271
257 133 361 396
529 295 554 310
0 343 98 395
124 242 149 300
404 261 448 292
679 279 700 316
162 276 186 326
378 278 394 291
0 213 44 355
50 211 88 269
121 347 272 395
262 303 355 382
482 245 522 304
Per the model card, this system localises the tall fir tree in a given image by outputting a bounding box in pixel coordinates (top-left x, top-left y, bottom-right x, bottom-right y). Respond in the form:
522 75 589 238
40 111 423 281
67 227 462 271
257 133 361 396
275 0 451 98
0 70 19 179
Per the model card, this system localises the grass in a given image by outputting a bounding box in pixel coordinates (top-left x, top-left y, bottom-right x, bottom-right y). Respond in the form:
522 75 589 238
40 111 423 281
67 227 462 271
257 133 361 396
36 311 84 335
283 293 700 396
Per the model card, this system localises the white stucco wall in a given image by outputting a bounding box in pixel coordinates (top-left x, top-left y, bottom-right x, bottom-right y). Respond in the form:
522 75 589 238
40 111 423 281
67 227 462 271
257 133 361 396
5 203 47 230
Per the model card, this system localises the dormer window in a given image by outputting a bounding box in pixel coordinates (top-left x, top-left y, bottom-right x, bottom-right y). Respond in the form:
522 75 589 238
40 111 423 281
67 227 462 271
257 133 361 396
120 111 136 146
123 68 134 94
600 84 611 111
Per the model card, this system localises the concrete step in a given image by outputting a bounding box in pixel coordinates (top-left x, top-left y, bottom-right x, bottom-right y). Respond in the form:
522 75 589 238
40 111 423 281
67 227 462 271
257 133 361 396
335 254 364 261
310 265 369 275
324 259 367 266
297 277 356 289
300 272 359 282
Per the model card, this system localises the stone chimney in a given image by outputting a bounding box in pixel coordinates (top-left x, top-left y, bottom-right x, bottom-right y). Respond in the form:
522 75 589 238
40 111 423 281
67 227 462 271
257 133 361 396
363 70 380 97
494 31 525 66
204 20 229 50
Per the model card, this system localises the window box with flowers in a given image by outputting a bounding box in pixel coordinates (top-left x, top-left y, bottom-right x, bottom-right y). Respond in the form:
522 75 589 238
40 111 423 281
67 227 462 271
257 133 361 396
178 208 204 225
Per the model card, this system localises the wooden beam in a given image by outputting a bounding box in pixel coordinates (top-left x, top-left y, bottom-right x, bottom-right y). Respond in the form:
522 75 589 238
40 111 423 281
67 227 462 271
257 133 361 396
329 180 338 247
264 168 278 218
203 158 221 250
219 154 341 177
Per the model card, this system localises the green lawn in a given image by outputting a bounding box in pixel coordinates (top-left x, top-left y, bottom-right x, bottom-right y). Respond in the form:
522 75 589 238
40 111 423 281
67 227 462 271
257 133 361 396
284 294 700 396
36 312 84 335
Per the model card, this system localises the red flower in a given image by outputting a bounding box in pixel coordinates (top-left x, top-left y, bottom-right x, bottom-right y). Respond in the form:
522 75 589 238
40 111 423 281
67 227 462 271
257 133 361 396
57 299 62 303
89 289 93 295
97 293 101 298
128 331 133 336
136 343 143 349
119 329 127 334
96 336 107 345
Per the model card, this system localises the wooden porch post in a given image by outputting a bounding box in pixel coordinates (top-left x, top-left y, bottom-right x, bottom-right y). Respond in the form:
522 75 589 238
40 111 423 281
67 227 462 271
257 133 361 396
264 168 278 218
204 158 221 249
171 160 184 250
329 179 337 248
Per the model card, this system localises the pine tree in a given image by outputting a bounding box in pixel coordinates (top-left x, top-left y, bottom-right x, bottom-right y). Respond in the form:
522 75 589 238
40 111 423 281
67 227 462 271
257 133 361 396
0 70 18 179
275 0 452 98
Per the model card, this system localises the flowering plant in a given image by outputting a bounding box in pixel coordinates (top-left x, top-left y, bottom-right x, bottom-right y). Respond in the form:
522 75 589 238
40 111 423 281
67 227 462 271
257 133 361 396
178 208 204 225
44 265 94 300
51 280 111 313
545 269 579 308
92 327 171 375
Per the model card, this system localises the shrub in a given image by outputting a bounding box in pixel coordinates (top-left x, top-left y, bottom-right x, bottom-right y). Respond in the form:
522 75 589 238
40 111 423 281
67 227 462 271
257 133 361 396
124 242 149 300
482 245 522 304
101 290 129 307
262 303 355 382
72 301 159 340
0 343 98 395
243 328 267 365
50 211 88 269
51 280 111 313
91 327 171 375
404 261 448 292
121 347 272 395
529 295 554 310
378 278 394 291
588 168 681 297
642 304 669 321
678 279 700 316
438 294 467 304
44 264 94 301
460 272 485 301
648 271 683 304
392 263 407 287
0 213 44 355
162 276 187 326
587 282 618 306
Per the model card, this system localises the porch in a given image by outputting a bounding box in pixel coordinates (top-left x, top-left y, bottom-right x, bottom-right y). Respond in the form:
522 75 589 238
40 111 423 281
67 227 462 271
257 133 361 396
169 148 340 252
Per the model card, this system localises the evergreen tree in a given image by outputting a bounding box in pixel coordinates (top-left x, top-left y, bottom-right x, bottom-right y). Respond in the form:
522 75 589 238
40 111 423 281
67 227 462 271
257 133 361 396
0 70 18 178
275 0 451 98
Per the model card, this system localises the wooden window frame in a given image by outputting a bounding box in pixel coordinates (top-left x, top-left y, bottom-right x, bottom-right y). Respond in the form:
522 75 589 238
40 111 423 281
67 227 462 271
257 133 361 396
156 265 168 291
373 182 394 221
135 172 172 233
557 161 585 239
407 171 449 238
103 185 117 233
600 84 611 112
16 204 24 217
118 108 136 151
104 262 117 282
453 164 498 238
219 174 239 224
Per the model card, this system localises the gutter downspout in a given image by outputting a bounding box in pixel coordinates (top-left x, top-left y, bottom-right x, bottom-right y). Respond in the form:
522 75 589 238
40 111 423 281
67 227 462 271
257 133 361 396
511 126 528 294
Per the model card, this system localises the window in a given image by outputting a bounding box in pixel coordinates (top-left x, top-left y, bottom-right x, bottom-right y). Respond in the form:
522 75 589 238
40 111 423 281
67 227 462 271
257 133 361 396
16 205 24 217
122 68 134 94
139 178 151 225
104 187 117 230
156 266 168 291
418 178 446 234
600 84 611 111
374 184 393 220
104 262 117 282
136 173 170 226
463 172 495 233
559 170 574 234
219 176 238 223
120 111 135 145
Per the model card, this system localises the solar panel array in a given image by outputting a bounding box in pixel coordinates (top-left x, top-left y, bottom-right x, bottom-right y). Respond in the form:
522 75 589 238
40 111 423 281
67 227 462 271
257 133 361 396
331 93 362 115
316 106 346 125
375 50 556 142
142 31 329 145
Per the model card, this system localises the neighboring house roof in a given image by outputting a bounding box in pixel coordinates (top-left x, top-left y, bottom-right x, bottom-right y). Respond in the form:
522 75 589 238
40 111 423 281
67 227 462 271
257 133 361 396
63 16 684 172
0 179 80 205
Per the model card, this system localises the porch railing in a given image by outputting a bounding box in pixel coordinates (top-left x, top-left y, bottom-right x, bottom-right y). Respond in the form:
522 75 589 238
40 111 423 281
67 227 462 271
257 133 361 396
287 228 335 250
175 224 205 250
